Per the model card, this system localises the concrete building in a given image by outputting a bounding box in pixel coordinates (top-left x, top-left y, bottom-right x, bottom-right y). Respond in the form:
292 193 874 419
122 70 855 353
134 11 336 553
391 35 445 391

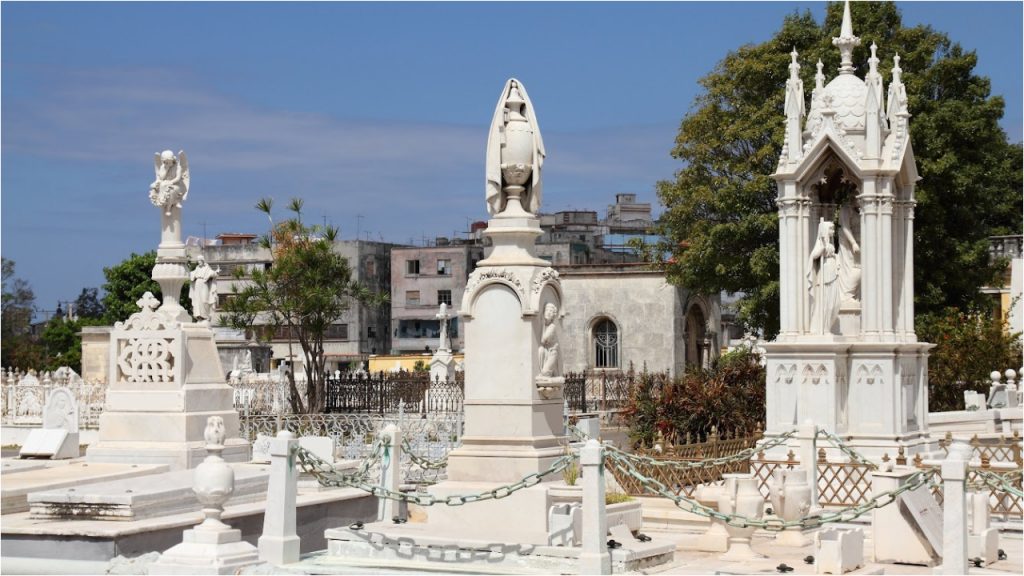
984 234 1023 340
202 233 400 373
389 241 484 353
558 262 720 375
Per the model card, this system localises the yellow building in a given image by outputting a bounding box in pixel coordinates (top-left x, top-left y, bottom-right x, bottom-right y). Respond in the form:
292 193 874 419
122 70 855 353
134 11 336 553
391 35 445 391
368 353 464 373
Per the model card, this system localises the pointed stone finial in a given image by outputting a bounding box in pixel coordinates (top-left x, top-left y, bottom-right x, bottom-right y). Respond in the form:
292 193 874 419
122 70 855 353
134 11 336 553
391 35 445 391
891 53 903 84
832 0 861 74
868 42 880 75
887 53 908 121
789 47 800 76
815 59 825 90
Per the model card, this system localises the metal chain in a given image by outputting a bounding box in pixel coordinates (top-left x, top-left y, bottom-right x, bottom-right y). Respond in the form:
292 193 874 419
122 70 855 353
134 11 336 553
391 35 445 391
296 444 576 506
972 469 1024 498
402 438 449 470
816 429 879 470
604 448 937 531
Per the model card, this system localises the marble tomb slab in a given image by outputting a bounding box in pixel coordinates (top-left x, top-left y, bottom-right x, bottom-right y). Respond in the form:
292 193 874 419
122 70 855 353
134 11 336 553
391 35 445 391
2 462 168 514
27 463 271 521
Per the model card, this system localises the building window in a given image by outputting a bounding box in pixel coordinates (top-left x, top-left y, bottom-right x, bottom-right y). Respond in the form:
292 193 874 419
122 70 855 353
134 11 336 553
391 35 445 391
406 290 420 305
593 319 619 369
437 259 451 275
367 326 376 339
365 257 376 277
438 290 452 306
217 293 236 306
325 324 349 340
406 260 420 275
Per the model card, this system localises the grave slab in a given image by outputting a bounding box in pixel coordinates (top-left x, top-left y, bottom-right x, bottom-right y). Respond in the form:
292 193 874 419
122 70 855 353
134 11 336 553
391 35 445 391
1 461 168 514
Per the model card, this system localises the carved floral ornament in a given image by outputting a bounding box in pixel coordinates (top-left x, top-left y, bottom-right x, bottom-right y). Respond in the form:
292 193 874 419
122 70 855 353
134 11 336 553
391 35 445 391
464 268 525 299
115 291 177 384
530 267 560 295
116 292 175 331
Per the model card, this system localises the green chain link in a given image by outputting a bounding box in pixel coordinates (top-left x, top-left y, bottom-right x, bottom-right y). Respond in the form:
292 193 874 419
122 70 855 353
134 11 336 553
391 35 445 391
972 469 1024 498
816 429 880 470
295 444 577 505
402 438 449 470
604 447 937 531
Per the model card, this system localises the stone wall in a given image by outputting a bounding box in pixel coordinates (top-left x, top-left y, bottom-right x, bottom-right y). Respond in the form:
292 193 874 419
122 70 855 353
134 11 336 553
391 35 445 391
80 326 112 383
558 265 720 375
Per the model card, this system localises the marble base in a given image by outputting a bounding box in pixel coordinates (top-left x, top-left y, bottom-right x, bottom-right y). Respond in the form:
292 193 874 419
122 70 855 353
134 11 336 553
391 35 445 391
86 439 251 471
150 527 259 575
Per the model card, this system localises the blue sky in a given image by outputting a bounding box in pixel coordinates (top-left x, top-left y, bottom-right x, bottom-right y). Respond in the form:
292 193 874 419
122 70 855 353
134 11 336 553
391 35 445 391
3 1 1021 315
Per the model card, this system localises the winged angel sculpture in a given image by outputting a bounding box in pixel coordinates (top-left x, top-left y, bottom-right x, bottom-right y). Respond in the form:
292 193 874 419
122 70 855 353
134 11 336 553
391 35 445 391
148 150 190 216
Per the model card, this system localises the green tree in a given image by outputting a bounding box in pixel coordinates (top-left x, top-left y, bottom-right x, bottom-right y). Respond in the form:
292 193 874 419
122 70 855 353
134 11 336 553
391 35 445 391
655 1 1022 337
220 198 387 413
73 287 106 320
917 306 1022 412
101 252 192 324
1 258 44 368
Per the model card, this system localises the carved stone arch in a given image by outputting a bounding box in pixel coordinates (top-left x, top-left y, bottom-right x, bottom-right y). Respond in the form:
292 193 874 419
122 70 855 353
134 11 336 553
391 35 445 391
461 268 527 319
793 135 864 188
684 297 712 369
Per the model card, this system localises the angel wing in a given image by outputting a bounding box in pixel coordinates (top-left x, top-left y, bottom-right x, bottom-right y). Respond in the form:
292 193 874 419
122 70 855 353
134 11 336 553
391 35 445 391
153 153 162 179
177 150 190 202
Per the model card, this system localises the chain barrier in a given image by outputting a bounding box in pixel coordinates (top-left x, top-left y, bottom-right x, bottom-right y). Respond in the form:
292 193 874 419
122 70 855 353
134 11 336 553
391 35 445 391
604 447 937 531
402 437 449 470
816 429 879 470
972 469 1024 498
296 444 577 506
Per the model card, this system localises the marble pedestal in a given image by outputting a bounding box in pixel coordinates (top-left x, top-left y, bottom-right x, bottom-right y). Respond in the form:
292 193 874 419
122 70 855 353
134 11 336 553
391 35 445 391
149 526 259 575
763 340 934 460
422 213 567 545
87 316 250 470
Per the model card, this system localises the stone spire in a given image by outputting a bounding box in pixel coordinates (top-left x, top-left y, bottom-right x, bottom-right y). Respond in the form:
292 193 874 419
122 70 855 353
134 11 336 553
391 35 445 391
832 0 861 74
784 47 805 162
864 42 886 159
887 54 908 122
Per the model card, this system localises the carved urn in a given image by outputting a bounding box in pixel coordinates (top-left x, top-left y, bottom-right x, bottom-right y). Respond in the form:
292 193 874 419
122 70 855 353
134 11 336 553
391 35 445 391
770 468 813 546
193 416 234 530
501 83 534 189
718 474 765 561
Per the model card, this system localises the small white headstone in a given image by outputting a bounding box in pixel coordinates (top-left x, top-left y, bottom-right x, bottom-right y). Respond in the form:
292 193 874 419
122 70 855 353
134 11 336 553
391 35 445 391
901 486 943 555
43 387 79 434
299 436 335 462
251 433 273 463
20 429 77 459
815 527 864 574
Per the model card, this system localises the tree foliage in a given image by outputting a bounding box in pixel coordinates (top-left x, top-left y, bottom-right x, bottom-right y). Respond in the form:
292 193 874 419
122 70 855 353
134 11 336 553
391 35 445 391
917 307 1022 412
220 198 387 413
101 251 161 324
74 287 106 320
2 258 44 368
622 349 766 448
655 1 1022 338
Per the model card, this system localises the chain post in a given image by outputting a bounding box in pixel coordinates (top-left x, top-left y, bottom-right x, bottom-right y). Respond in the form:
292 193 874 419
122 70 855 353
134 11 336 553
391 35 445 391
796 421 819 508
937 438 970 575
580 439 610 575
258 430 300 565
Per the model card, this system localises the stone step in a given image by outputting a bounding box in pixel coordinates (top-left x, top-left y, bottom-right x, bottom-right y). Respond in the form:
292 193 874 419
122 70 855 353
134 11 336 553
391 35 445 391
27 463 271 521
2 461 169 514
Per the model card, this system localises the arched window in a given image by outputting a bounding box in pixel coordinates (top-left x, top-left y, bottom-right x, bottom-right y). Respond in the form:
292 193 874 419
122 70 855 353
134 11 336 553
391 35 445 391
593 319 619 369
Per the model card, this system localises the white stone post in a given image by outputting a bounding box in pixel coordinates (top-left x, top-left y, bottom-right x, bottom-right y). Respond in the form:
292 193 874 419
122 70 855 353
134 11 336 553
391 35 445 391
580 439 610 575
796 421 819 508
258 430 300 566
937 440 969 575
379 424 403 521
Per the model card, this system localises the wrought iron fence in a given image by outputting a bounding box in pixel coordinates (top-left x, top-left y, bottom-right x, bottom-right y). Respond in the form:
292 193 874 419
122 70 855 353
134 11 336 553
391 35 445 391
1 370 106 430
563 368 656 415
239 408 463 484
232 372 464 416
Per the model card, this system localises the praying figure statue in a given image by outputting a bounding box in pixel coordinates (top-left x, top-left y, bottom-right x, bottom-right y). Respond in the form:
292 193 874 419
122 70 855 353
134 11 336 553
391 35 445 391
149 150 190 217
807 219 841 334
189 255 218 323
485 78 546 217
538 302 560 378
837 203 861 306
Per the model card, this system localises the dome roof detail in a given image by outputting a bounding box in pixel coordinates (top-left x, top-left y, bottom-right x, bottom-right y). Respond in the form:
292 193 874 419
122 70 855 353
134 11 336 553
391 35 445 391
825 74 868 131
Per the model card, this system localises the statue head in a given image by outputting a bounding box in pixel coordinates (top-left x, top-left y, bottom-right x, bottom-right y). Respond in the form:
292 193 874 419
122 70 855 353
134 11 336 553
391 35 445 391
204 416 226 446
159 150 177 166
544 302 558 322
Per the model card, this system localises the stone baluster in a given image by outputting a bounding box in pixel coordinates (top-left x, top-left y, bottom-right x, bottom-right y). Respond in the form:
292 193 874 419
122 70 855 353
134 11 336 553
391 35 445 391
379 424 403 522
580 439 610 575
1005 369 1019 408
258 430 300 566
937 439 970 575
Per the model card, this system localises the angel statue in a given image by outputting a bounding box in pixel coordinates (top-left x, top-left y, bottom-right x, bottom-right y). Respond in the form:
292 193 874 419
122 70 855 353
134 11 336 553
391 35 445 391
149 150 190 216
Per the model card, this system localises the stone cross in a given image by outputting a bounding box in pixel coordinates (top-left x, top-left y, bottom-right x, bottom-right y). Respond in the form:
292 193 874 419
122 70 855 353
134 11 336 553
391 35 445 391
435 303 451 353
